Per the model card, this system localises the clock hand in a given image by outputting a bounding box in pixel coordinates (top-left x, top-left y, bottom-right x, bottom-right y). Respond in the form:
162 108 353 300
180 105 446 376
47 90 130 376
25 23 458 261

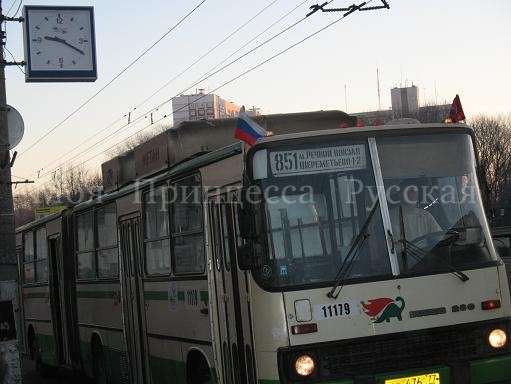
44 35 85 55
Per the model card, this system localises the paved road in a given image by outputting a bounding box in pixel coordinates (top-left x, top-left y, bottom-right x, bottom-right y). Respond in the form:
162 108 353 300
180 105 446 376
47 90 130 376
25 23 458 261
21 355 92 384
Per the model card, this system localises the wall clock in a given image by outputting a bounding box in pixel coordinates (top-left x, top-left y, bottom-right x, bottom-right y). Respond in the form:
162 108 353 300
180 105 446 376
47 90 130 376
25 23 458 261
23 6 97 82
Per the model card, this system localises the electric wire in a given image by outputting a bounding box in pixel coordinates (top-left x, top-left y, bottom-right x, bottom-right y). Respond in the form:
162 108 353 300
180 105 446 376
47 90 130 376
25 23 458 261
5 0 19 16
23 0 384 196
17 0 284 183
12 0 22 17
17 0 208 159
134 0 281 111
4 46 24 74
16 0 307 185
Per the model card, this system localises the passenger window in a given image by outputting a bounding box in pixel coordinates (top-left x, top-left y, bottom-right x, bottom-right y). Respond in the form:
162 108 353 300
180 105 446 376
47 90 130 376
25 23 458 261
171 174 205 275
144 186 171 275
97 204 119 278
35 227 48 282
76 211 96 279
23 231 35 283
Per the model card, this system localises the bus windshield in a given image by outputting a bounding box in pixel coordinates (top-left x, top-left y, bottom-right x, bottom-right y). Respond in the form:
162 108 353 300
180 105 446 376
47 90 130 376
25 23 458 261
250 132 497 289
251 139 392 288
378 133 496 277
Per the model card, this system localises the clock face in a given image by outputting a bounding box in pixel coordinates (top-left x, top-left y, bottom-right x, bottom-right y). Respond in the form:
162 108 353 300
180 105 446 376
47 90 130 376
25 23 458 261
23 6 97 82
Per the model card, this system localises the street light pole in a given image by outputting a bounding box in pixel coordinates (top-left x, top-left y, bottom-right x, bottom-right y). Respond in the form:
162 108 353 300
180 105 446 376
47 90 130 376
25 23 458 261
0 0 17 281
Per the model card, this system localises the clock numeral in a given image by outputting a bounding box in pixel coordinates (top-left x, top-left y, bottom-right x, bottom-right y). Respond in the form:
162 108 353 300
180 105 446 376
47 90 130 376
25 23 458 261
57 15 63 24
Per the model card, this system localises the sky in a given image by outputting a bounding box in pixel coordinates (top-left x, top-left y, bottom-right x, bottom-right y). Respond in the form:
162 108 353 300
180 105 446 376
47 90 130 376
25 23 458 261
4 0 511 194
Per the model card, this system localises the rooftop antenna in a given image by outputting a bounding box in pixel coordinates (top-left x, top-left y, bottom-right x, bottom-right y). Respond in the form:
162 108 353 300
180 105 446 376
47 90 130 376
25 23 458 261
376 68 381 111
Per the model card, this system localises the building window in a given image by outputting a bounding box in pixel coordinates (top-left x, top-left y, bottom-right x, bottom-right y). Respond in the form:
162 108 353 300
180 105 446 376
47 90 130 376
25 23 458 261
144 186 171 275
171 174 204 274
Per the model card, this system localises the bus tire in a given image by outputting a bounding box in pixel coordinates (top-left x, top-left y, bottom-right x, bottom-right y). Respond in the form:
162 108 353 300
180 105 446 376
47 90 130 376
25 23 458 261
187 351 211 384
92 339 108 384
30 336 55 378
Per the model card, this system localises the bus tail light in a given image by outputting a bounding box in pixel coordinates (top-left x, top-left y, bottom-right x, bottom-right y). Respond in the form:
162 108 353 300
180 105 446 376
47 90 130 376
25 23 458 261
482 300 501 310
291 323 318 335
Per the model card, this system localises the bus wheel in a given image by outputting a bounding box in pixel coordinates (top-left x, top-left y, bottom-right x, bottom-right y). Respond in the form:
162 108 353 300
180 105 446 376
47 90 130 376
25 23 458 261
31 337 55 378
92 341 108 384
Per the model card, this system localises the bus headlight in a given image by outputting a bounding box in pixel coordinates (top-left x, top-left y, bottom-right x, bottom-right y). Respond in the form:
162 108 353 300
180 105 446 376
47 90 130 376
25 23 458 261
295 355 315 376
488 328 507 349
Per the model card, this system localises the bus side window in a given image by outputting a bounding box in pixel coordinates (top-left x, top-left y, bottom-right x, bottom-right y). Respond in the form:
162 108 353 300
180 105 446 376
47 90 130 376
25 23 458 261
171 174 205 275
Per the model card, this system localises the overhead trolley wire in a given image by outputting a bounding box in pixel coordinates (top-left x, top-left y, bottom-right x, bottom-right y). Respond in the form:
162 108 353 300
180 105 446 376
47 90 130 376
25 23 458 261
134 0 281 111
17 0 208 159
23 0 389 196
16 0 305 185
17 0 283 184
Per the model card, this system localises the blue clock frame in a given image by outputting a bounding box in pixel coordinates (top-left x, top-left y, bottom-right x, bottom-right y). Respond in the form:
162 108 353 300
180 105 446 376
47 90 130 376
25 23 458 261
23 5 98 82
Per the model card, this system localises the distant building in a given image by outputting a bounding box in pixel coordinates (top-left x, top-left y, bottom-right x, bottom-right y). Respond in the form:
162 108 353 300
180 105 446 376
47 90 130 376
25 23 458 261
172 91 259 126
352 85 450 125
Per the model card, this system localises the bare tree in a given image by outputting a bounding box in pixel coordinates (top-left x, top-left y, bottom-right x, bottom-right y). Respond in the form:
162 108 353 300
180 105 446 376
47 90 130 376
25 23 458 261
470 114 511 226
13 164 102 226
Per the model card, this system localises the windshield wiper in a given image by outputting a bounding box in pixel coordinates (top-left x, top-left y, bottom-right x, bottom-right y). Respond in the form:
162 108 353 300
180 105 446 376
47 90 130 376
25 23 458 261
327 200 380 299
399 237 469 282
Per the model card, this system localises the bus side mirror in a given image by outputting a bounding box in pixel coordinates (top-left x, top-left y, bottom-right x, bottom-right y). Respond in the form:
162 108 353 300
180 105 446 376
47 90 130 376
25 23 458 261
238 186 262 240
237 185 263 270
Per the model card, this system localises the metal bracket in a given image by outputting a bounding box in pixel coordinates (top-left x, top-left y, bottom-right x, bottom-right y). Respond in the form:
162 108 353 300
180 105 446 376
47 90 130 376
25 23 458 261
307 0 389 17
2 61 25 66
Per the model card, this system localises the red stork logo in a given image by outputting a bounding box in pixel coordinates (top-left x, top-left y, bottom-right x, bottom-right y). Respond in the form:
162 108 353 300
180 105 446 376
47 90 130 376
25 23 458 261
362 297 405 323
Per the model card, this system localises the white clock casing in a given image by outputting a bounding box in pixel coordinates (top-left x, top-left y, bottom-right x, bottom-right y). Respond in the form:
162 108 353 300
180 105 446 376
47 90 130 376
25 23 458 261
23 6 97 82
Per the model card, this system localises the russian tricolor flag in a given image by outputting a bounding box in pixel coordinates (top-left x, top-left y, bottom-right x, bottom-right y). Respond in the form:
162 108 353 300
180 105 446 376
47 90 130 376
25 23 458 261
234 106 268 146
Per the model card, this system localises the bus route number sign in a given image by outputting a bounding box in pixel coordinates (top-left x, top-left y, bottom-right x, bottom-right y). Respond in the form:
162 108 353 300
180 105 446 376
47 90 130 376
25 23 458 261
270 144 366 177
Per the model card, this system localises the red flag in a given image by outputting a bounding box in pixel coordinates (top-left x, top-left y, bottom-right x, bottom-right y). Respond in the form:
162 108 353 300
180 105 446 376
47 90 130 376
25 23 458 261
448 94 466 122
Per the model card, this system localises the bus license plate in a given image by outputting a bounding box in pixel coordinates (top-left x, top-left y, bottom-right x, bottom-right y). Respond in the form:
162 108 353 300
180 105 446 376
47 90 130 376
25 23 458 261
384 372 440 384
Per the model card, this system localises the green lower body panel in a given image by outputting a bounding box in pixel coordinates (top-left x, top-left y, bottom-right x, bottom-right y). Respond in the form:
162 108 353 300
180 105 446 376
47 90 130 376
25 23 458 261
149 355 187 383
36 333 58 366
470 355 511 384
80 341 129 384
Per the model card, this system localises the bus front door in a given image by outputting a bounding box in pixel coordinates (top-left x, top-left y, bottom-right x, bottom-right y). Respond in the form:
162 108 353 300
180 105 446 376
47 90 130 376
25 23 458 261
119 216 150 384
209 193 255 384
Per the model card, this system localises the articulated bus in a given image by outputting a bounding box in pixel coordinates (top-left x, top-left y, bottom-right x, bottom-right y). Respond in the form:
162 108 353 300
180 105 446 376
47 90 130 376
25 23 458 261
17 110 511 384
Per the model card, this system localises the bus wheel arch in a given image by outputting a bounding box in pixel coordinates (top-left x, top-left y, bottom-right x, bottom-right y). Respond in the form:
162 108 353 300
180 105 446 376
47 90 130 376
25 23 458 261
186 349 212 384
90 333 108 384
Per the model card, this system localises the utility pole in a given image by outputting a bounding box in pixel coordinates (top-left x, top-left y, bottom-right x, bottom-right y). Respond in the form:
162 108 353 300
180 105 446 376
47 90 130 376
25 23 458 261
0 0 16 281
0 1 24 382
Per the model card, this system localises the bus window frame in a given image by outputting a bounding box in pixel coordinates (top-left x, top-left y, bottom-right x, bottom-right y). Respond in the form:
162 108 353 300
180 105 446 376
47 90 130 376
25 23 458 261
75 204 120 282
142 182 172 277
96 203 120 279
170 173 206 276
